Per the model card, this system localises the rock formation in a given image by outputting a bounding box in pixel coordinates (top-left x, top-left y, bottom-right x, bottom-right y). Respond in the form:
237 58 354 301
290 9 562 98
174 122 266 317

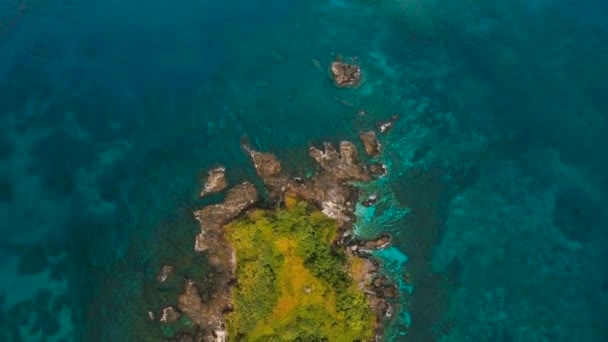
377 114 399 134
330 56 362 88
178 116 401 341
179 182 258 341
200 166 228 197
359 131 381 157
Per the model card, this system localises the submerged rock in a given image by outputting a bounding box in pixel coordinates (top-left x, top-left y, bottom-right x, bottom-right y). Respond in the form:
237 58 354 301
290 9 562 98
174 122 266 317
200 166 228 197
157 265 174 283
377 114 399 134
330 57 361 88
362 193 380 207
160 306 181 323
359 131 381 157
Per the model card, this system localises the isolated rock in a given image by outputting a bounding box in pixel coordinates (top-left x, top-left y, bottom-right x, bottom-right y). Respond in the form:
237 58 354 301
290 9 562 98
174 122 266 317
330 59 361 88
157 265 174 283
377 115 399 134
359 131 381 157
200 166 228 197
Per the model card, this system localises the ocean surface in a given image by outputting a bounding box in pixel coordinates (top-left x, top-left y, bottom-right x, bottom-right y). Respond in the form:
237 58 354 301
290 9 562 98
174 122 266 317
1 0 607 340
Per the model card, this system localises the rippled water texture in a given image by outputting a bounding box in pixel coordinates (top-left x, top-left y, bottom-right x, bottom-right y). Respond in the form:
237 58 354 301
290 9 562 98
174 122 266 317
1 0 607 340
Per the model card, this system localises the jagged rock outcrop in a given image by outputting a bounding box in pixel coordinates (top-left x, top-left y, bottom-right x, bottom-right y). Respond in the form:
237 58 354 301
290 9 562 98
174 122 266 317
243 140 370 225
194 182 258 253
330 57 361 88
157 265 174 283
182 182 258 341
377 114 399 134
200 166 228 197
359 131 381 157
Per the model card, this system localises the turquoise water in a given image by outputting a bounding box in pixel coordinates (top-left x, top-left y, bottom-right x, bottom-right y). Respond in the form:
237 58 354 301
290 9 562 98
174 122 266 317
1 0 607 340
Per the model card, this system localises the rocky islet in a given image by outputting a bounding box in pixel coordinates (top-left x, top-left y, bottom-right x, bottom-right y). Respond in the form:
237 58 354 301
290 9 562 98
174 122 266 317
147 62 401 340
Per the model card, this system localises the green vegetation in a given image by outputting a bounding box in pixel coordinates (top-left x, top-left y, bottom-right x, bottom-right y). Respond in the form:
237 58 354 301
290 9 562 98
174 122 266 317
225 199 375 341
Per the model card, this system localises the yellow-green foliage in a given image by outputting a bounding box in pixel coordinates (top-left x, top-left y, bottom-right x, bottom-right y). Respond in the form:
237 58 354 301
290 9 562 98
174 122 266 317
224 202 375 341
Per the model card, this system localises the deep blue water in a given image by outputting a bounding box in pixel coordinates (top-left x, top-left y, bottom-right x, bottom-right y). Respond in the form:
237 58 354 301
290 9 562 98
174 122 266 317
1 0 607 340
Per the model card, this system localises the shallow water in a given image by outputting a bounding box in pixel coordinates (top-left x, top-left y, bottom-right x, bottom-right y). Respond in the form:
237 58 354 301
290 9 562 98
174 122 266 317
1 0 607 340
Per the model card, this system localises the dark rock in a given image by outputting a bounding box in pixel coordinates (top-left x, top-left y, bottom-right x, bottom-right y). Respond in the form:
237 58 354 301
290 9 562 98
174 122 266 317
369 163 387 177
359 131 380 157
377 115 399 134
200 166 228 197
362 193 380 207
361 234 391 249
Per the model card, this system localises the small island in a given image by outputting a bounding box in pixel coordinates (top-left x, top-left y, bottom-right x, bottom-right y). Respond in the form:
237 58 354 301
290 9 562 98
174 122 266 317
149 118 398 341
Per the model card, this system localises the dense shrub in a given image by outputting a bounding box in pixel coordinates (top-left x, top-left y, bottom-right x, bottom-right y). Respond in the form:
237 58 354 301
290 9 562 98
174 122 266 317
225 202 375 341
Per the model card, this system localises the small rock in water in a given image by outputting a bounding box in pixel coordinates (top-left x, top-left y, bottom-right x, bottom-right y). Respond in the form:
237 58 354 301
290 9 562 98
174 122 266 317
362 193 380 207
377 115 399 134
361 234 391 249
157 265 174 283
200 166 228 197
330 57 361 88
359 131 380 157
369 162 387 177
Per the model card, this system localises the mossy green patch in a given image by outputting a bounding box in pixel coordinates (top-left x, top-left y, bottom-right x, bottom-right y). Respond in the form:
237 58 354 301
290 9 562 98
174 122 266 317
225 202 375 341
